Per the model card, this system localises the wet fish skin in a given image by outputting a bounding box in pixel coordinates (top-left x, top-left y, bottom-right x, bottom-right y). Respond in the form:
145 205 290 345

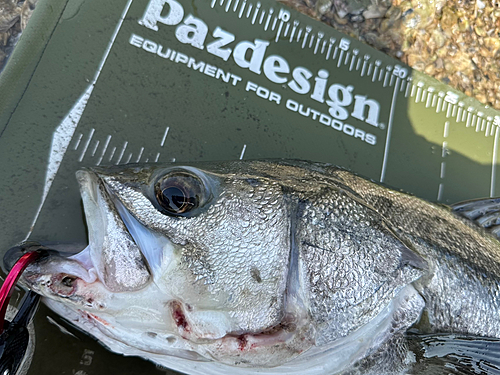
16 160 500 374
334 169 500 338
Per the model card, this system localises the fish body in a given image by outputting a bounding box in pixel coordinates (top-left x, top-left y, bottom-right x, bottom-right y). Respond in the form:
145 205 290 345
16 160 500 374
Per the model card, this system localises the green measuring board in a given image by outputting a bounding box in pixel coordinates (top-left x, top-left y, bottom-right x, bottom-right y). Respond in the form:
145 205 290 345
0 0 499 374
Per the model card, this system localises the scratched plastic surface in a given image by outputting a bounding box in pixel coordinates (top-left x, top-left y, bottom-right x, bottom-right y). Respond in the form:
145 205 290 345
0 0 500 374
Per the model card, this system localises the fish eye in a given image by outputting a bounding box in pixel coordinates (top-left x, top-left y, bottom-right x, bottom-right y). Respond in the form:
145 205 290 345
154 172 204 216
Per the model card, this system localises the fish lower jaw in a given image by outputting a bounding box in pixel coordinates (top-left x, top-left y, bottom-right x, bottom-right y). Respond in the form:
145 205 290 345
169 299 314 367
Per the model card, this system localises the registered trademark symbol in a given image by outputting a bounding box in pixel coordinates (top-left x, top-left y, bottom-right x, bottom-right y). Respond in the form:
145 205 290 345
379 123 386 129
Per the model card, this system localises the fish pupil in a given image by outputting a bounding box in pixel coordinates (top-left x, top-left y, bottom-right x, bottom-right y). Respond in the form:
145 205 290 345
162 186 190 212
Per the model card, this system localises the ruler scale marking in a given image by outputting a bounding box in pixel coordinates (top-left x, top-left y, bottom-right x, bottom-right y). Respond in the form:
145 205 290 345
246 3 252 18
421 90 427 104
239 144 247 159
437 183 444 201
383 71 389 87
372 65 379 82
313 36 320 54
97 135 112 166
436 98 442 113
275 20 284 41
349 54 355 71
410 84 416 98
289 22 297 41
296 28 303 42
161 126 170 147
446 102 452 118
73 133 83 150
372 65 378 82
283 22 290 36
440 162 446 179
136 147 145 163
309 33 315 49
380 78 401 183
301 29 308 48
259 9 265 24
367 63 373 77
116 141 128 165
239 0 247 17
404 82 411 98
264 11 271 29
91 140 100 157
466 112 472 127
332 47 344 63
271 16 277 31
361 61 367 76
78 128 95 162
389 73 395 87
443 121 450 138
442 141 448 158
415 87 422 103
325 41 333 59
425 93 433 108
108 146 117 162
492 126 500 197
428 94 435 107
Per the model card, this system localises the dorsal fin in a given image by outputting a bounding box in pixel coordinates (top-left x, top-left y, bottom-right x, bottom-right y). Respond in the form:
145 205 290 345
451 198 500 240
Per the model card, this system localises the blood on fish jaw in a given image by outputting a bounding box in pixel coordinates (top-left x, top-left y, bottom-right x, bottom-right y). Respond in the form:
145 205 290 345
83 311 110 326
169 299 306 355
237 335 249 351
170 300 190 335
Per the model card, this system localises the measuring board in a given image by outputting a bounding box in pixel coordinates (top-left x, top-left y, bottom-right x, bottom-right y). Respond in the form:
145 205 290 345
0 0 499 374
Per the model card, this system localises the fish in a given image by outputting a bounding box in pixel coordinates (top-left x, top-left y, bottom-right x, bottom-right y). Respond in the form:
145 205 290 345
10 159 500 374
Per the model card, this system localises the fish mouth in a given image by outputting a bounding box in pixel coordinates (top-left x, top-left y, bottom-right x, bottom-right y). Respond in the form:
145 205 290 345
12 169 156 303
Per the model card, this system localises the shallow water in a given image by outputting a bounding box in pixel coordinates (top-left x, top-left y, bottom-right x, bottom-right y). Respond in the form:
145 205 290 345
407 332 500 375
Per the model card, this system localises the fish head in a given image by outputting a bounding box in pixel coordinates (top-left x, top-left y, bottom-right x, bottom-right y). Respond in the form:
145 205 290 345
19 161 311 367
16 160 426 372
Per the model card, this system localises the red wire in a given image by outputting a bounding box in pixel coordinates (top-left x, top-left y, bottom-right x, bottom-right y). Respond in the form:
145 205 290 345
0 251 42 333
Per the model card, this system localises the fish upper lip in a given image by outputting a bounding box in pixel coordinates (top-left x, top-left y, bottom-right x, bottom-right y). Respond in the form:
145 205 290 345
74 169 152 292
